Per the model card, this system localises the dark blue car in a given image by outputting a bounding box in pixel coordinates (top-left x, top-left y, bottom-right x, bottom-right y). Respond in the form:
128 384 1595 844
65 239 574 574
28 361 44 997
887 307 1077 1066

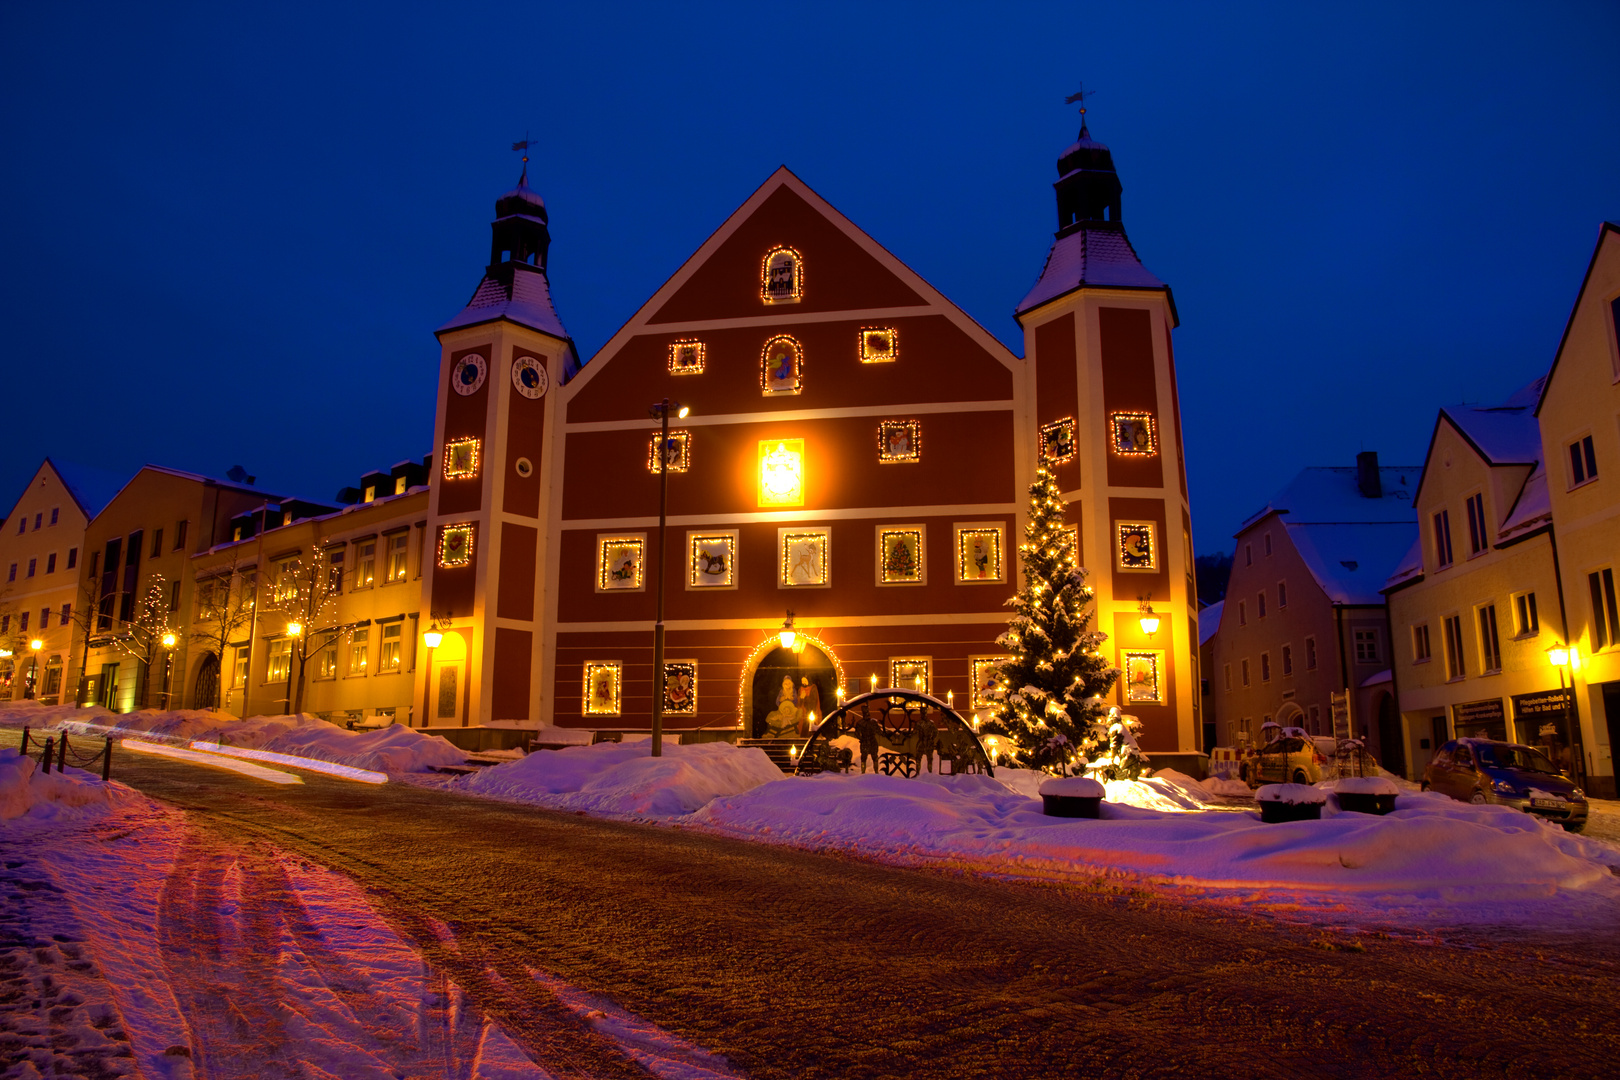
1422 738 1588 832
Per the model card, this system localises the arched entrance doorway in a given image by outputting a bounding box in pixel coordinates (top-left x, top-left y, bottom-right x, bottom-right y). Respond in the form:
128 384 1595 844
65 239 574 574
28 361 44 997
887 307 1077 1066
740 633 844 739
1275 701 1306 733
194 652 220 710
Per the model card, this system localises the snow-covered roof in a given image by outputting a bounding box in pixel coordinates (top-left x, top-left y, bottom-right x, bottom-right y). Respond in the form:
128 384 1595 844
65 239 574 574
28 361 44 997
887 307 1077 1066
1360 669 1393 688
1239 466 1420 531
1383 536 1425 591
46 458 128 520
438 266 570 340
1439 379 1544 466
1198 600 1223 646
1499 461 1551 541
1015 223 1166 317
1287 521 1418 605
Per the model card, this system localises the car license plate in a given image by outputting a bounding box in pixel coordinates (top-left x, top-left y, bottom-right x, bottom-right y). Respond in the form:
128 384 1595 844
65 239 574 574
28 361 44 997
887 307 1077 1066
1531 798 1562 808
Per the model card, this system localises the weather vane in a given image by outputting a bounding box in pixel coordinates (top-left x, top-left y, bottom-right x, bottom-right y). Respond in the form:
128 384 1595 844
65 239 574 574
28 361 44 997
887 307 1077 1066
1064 84 1096 121
511 132 533 181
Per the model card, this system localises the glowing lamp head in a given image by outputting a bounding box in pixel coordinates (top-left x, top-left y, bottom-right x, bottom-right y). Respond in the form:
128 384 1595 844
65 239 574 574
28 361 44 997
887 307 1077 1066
677 405 690 419
778 629 797 651
286 621 303 638
1138 612 1161 637
1547 645 1571 668
423 630 443 648
161 633 177 649
28 638 43 652
870 673 878 691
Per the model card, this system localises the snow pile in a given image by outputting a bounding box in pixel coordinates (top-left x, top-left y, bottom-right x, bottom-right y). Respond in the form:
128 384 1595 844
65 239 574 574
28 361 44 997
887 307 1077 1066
689 772 1620 921
1038 776 1104 798
1202 776 1253 797
1335 776 1401 796
456 740 784 817
15 705 468 774
1257 783 1328 805
0 749 135 822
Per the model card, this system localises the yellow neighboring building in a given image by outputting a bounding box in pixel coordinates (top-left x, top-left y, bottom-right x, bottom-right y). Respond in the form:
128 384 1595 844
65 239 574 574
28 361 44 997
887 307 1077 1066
1535 221 1620 798
1384 384 1574 782
0 460 123 704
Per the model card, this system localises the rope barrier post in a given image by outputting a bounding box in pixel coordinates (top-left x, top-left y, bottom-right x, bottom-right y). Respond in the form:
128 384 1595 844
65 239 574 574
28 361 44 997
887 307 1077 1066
19 727 28 755
40 737 52 775
103 737 113 782
57 735 67 773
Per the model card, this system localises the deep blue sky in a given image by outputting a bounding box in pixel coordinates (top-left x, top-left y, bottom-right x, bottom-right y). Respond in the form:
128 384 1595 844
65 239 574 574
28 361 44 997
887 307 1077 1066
3 1 1616 558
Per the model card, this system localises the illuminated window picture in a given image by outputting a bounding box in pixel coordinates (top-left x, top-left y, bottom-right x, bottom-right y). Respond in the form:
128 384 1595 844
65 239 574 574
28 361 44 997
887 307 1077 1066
970 656 1009 709
648 430 691 473
1110 411 1157 456
779 527 830 588
663 660 697 714
955 525 1004 584
583 661 622 716
1123 651 1163 704
859 327 897 363
758 439 805 507
1060 524 1080 569
668 339 706 375
761 335 804 396
596 535 646 591
442 437 481 480
877 526 925 585
437 524 475 568
761 246 803 304
890 657 931 695
877 420 920 463
688 530 737 589
1039 418 1078 463
1116 522 1157 571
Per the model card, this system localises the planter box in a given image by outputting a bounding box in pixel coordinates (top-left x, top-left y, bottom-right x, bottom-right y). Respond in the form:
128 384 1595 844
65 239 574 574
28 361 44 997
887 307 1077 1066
1336 792 1398 815
1259 800 1323 823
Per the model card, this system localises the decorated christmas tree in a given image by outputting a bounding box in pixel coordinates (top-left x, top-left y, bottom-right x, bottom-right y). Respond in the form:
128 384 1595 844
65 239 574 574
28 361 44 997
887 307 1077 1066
1089 706 1147 781
984 463 1118 774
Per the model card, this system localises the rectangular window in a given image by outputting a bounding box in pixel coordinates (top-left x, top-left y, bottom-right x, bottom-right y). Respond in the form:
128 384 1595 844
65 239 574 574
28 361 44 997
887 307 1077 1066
174 520 188 550
1305 636 1318 670
317 643 338 680
267 639 292 682
357 542 376 588
380 623 402 670
1353 629 1380 663
350 636 369 675
169 580 182 612
1413 623 1432 662
1590 569 1620 650
60 603 71 624
66 548 77 570
39 607 49 629
1479 604 1502 672
5 564 13 582
46 552 56 574
15 519 23 534
32 513 41 530
1464 493 1486 555
1223 663 1232 691
327 548 345 591
1257 591 1267 618
273 559 299 603
1433 510 1454 568
1277 581 1287 608
234 645 251 688
1244 544 1252 567
1569 434 1598 486
386 533 409 583
1238 601 1247 626
20 611 31 632
1264 533 1273 557
1261 652 1272 682
1241 659 1251 687
1444 615 1466 680
151 529 163 558
1514 592 1539 636
26 558 36 578
0 615 7 633
1281 644 1293 676
49 507 58 526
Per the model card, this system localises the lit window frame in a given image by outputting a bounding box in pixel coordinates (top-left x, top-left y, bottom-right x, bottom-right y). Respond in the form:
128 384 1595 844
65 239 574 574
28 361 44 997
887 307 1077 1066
662 659 697 714
859 327 898 364
889 657 932 695
596 534 647 592
1122 650 1164 704
1039 418 1078 463
760 335 805 397
687 530 738 590
778 526 831 588
876 525 926 586
668 339 706 375
1109 411 1158 456
443 437 481 480
970 655 1009 709
954 523 1005 585
648 430 692 474
583 661 623 717
877 420 921 464
437 523 475 568
761 245 804 304
1115 521 1158 572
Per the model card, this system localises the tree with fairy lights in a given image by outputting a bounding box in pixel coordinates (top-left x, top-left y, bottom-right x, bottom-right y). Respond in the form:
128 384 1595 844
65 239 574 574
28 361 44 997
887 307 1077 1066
983 462 1118 774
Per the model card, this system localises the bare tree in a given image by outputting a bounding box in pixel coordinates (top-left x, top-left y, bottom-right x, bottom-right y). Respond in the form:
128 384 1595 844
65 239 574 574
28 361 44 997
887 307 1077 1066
189 561 258 710
265 550 345 716
104 576 175 710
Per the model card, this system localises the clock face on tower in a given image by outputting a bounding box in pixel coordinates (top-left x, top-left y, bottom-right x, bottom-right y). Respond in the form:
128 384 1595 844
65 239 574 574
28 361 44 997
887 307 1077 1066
512 355 548 399
451 353 488 396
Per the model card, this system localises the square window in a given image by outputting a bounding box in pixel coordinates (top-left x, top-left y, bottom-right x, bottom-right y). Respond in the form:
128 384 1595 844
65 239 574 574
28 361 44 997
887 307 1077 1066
688 531 738 589
1109 411 1157 456
649 430 692 473
443 437 481 480
1123 651 1163 703
859 327 897 363
970 656 1008 709
761 335 804 396
267 639 292 682
583 661 622 716
955 524 1005 584
1353 628 1381 663
889 657 931 695
877 420 921 463
662 660 697 713
668 339 706 374
1116 522 1157 571
437 524 475 568
757 439 805 507
779 528 830 588
597 535 647 591
877 526 926 585
1039 418 1077 463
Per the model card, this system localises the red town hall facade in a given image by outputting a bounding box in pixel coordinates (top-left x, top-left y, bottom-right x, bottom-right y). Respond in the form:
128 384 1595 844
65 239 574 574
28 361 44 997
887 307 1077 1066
420 124 1202 755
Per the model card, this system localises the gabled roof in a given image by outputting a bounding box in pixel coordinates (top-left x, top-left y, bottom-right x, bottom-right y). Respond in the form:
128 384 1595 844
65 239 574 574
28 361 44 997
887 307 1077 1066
1536 221 1620 417
44 458 128 520
438 266 572 342
1499 461 1551 542
1015 222 1169 320
1439 384 1544 467
1238 465 1420 533
95 464 294 518
1287 521 1418 605
1384 535 1425 592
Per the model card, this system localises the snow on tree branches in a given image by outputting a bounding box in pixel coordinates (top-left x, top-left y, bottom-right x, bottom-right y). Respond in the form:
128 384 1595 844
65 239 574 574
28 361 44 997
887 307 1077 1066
983 462 1118 774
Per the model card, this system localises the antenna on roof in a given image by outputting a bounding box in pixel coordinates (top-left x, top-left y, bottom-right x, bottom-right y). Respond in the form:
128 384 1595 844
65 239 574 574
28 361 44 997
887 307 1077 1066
511 133 533 184
1064 84 1097 125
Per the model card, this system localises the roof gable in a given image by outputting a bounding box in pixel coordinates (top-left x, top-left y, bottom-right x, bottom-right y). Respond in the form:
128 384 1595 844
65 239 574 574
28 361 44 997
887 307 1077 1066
1537 221 1620 417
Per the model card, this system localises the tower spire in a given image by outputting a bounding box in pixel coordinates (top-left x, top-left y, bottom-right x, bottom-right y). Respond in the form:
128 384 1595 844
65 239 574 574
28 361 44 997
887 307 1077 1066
511 134 533 186
1063 84 1096 135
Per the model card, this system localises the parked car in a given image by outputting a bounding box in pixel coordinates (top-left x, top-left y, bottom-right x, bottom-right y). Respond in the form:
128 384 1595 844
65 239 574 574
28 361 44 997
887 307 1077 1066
1239 735 1327 786
1422 738 1588 832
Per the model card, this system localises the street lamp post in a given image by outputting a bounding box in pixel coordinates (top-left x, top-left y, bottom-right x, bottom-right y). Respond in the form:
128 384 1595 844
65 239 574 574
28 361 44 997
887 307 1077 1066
1546 644 1583 783
648 398 688 757
160 632 177 709
286 621 303 716
25 638 42 700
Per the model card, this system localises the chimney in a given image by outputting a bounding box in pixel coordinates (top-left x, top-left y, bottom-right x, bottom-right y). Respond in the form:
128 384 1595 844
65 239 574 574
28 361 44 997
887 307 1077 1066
1357 451 1382 498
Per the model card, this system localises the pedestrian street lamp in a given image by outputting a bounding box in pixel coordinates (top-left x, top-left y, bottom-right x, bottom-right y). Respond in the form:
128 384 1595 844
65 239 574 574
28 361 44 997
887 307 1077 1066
648 397 690 758
1546 644 1584 783
25 638 42 699
160 632 177 708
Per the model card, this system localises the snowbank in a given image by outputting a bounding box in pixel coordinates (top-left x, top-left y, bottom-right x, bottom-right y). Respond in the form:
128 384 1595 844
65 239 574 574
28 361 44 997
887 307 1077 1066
0 748 137 822
2 704 468 774
455 740 784 817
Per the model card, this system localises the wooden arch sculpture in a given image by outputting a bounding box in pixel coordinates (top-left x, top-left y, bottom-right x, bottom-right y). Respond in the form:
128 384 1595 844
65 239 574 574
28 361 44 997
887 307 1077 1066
793 689 995 778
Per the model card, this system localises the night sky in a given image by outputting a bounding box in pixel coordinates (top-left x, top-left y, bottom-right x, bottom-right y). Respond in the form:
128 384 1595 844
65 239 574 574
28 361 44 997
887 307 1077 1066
3 1 1615 559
